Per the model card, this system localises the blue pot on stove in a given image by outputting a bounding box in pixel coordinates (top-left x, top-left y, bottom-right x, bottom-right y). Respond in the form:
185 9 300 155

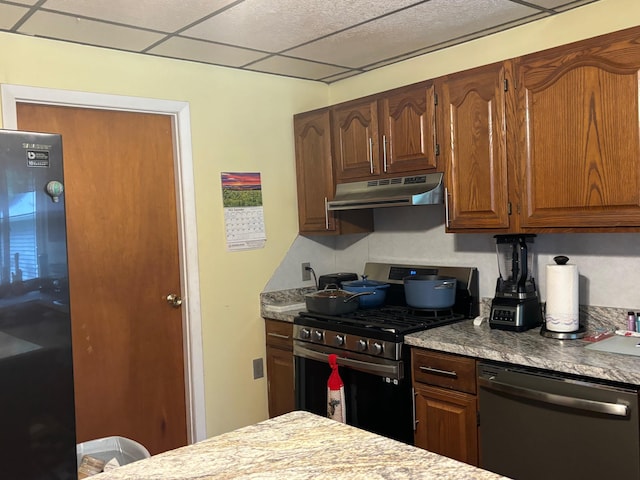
341 277 390 308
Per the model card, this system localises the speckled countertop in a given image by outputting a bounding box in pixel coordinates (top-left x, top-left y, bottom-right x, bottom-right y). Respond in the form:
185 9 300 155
91 411 508 480
260 289 640 386
405 319 640 385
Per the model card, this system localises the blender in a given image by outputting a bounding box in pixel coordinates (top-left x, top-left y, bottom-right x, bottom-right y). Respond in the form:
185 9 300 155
489 234 543 331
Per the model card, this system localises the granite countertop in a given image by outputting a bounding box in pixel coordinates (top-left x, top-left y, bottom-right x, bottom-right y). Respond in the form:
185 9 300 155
91 411 508 480
405 319 640 385
260 288 639 385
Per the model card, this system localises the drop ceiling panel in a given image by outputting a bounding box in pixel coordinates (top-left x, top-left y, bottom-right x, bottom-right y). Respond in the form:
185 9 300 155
41 0 238 32
181 0 420 52
149 36 267 67
245 55 350 80
0 4 29 29
18 11 165 51
0 0 604 83
287 0 541 68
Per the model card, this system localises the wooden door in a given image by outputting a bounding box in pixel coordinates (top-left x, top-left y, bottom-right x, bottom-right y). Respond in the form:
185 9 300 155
515 26 640 228
294 109 337 233
332 98 380 181
380 81 437 175
439 62 510 231
17 104 187 455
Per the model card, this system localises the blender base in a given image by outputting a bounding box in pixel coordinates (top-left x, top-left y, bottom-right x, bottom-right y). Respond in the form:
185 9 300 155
489 296 543 332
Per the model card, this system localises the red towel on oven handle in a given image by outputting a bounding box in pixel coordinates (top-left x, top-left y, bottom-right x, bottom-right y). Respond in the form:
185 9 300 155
327 353 346 423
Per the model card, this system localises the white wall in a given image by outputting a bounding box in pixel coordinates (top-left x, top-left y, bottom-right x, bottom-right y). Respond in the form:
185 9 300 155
267 206 640 312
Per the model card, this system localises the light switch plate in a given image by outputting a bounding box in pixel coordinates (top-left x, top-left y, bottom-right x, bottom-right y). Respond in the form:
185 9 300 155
253 358 264 379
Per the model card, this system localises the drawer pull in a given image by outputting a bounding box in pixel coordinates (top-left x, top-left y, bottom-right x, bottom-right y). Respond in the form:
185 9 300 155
419 365 458 378
267 333 290 339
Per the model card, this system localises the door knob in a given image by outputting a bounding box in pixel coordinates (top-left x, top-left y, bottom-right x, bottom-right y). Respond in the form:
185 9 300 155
166 293 183 308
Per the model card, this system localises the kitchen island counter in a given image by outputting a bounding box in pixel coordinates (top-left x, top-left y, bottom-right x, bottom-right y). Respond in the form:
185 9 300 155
92 411 508 479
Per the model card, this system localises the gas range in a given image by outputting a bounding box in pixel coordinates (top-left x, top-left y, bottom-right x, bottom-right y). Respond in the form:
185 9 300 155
293 262 479 362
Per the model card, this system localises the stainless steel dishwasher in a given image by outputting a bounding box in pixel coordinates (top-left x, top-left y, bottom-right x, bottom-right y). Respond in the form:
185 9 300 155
478 362 640 480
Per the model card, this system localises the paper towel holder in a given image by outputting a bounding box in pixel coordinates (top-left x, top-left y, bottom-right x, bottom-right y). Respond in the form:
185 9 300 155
541 255 586 339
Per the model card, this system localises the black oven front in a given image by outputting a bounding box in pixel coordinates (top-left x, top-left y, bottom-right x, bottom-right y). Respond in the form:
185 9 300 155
293 340 414 444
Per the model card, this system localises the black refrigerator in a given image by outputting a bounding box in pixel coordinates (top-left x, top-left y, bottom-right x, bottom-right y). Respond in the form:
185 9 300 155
0 129 77 479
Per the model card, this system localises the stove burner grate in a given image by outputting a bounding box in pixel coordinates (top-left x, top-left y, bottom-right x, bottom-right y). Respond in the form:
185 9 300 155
296 306 466 337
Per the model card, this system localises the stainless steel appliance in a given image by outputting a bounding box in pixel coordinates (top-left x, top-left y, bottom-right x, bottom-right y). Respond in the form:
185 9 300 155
0 130 77 478
294 262 478 444
489 234 543 331
478 362 640 479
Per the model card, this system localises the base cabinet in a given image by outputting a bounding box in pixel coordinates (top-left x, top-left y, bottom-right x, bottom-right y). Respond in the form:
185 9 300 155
265 319 295 418
412 349 478 466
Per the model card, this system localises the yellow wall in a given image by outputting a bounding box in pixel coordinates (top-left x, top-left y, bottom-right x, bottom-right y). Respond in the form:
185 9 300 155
0 0 638 441
0 32 327 437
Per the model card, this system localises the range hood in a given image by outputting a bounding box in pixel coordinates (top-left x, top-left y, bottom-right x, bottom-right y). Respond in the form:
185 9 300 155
327 173 444 211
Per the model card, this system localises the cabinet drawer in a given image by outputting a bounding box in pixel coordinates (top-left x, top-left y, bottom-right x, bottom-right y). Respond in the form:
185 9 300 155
412 349 476 394
265 319 293 350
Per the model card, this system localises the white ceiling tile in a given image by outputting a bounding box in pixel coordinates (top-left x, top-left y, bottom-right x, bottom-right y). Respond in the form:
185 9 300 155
40 0 238 32
149 36 267 67
18 11 165 51
0 4 29 29
246 55 350 80
287 0 540 68
182 0 420 52
3 0 38 5
525 0 597 8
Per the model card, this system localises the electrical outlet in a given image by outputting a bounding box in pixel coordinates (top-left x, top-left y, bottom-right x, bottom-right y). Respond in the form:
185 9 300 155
253 358 264 379
301 262 311 281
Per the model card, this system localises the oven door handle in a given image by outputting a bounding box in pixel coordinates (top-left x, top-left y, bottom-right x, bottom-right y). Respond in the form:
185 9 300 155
478 376 630 417
294 343 402 379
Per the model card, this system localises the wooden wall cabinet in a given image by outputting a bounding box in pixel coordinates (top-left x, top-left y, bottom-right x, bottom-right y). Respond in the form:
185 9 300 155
438 62 511 232
265 319 295 418
412 348 478 466
332 81 438 183
294 108 373 235
442 25 640 232
514 26 640 230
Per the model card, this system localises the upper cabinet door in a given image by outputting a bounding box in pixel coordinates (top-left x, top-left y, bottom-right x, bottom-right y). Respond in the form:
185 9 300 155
439 62 510 231
380 81 437 175
332 98 380 182
294 109 337 233
516 28 640 228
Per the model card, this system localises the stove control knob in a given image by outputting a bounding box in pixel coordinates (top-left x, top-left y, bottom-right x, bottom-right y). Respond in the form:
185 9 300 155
371 342 383 355
334 334 345 346
357 339 368 352
313 330 324 342
299 328 311 340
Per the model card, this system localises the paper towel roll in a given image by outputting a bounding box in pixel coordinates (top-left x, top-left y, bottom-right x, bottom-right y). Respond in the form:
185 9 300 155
545 264 579 332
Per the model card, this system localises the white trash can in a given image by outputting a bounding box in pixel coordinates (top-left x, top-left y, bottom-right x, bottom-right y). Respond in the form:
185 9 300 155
76 436 150 476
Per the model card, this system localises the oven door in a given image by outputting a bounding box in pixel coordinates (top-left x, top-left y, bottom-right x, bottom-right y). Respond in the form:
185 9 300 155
294 340 414 444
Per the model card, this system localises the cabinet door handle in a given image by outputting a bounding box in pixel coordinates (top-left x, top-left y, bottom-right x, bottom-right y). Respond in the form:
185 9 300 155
267 333 290 340
382 134 388 173
419 365 458 378
368 137 374 174
324 196 329 230
444 187 450 228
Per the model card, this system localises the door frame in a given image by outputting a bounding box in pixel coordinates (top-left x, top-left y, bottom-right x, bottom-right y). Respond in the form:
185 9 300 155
0 84 206 443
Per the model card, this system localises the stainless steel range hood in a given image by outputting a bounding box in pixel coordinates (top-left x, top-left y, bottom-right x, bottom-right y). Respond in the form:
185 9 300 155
327 173 444 211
